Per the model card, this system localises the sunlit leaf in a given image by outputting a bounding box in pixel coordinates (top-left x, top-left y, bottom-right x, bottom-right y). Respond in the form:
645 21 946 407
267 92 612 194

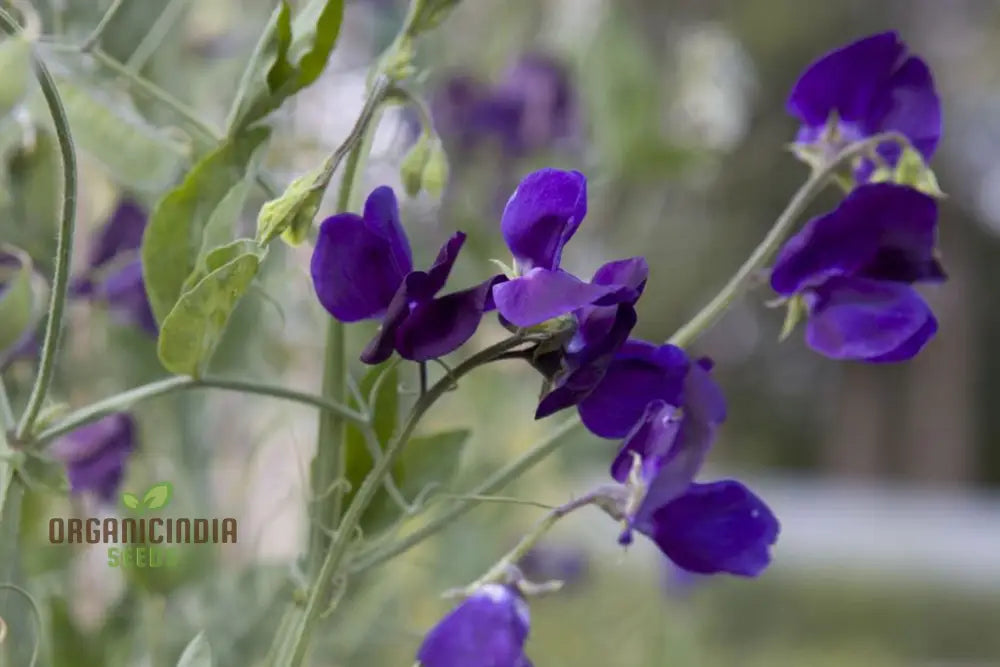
120 492 140 510
256 156 332 246
232 0 345 130
156 243 266 377
142 127 270 323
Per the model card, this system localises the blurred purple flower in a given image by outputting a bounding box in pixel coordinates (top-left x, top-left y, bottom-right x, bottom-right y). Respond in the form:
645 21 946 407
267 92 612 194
788 31 941 171
73 199 158 336
310 186 503 364
432 53 576 158
50 413 136 502
416 584 533 667
770 182 943 361
491 169 646 416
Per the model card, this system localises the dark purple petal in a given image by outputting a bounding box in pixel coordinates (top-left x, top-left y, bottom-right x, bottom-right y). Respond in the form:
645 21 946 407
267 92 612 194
636 480 779 577
609 400 682 484
363 186 413 277
500 169 586 271
395 276 504 361
578 341 689 439
100 260 158 335
416 584 531 667
535 303 636 418
414 232 466 301
865 55 941 160
50 414 136 502
788 32 904 126
493 268 623 327
771 183 940 295
87 199 147 270
496 53 576 152
804 276 937 362
311 212 410 322
360 279 413 365
591 256 649 296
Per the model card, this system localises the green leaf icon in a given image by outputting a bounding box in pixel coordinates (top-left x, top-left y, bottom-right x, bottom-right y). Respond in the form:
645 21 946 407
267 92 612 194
142 482 173 510
121 492 140 510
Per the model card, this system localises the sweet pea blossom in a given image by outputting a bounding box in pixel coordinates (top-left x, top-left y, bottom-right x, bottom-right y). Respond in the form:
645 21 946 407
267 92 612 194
50 413 137 502
311 186 502 364
770 182 943 361
492 169 648 416
611 402 779 576
72 199 158 335
788 31 941 170
416 584 533 667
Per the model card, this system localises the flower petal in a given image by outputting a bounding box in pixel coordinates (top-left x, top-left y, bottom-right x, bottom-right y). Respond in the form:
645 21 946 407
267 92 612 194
87 199 147 270
501 168 586 271
578 341 689 439
535 303 636 418
493 268 622 327
101 260 159 335
414 232 466 301
609 400 682 484
866 54 941 160
416 584 531 667
396 276 505 361
770 183 940 295
591 256 648 300
636 480 779 577
787 31 905 127
804 276 937 362
363 185 413 277
51 414 137 502
311 212 409 322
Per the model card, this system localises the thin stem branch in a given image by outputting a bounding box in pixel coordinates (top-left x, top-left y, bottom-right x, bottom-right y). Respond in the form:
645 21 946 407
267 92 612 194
224 2 280 133
274 336 530 666
666 131 909 348
0 7 78 442
124 0 192 72
32 376 367 446
348 415 583 575
80 0 125 52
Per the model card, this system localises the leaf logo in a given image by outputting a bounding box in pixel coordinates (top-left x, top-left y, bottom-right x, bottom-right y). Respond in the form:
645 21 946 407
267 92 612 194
120 482 174 513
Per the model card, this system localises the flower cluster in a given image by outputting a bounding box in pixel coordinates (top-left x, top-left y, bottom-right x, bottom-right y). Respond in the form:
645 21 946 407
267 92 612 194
50 413 137 502
309 30 945 667
432 53 577 159
779 32 945 361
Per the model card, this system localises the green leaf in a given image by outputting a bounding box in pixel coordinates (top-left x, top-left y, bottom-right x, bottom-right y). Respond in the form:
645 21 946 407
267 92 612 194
0 245 35 352
120 492 140 510
421 139 449 197
255 156 333 246
156 244 266 376
142 127 270 323
41 70 191 193
779 295 806 342
397 429 470 499
233 0 345 130
142 481 173 510
400 134 431 197
869 145 945 198
176 632 212 667
0 36 32 120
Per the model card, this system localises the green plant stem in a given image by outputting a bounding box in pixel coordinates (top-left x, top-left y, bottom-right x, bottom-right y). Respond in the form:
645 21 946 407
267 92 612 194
0 8 77 442
31 376 367 446
348 415 584 575
272 335 531 667
224 2 280 133
124 0 192 72
667 131 908 348
80 0 125 52
0 379 27 666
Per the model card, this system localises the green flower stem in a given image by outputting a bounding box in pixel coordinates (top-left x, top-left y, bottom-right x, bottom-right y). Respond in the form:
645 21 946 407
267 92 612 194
0 7 78 443
272 335 531 667
465 487 609 592
124 0 192 73
31 376 368 447
667 131 908 348
349 415 584 575
79 0 125 52
306 80 389 578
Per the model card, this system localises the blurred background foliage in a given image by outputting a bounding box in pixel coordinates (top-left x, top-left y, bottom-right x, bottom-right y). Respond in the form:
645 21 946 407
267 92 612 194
2 0 1000 665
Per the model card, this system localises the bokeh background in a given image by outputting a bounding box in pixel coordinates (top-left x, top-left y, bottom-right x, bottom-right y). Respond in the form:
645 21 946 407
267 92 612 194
2 0 1000 665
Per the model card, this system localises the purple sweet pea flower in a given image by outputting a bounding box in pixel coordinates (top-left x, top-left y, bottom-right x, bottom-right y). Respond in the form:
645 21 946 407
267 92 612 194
608 402 779 576
578 340 726 442
311 186 503 364
432 53 576 158
788 31 941 169
770 182 943 361
73 200 158 335
416 584 533 667
50 413 137 502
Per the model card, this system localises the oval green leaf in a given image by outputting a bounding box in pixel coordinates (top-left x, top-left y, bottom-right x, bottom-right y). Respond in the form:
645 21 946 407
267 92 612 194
142 482 173 510
120 492 140 510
